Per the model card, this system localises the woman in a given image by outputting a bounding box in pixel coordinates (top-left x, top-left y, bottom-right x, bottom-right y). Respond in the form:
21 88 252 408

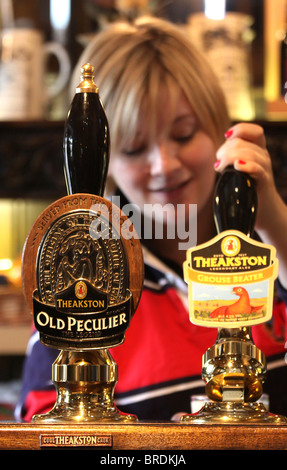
17 16 287 421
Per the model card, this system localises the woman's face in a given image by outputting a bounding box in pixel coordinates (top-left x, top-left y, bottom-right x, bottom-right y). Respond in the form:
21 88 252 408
109 90 217 227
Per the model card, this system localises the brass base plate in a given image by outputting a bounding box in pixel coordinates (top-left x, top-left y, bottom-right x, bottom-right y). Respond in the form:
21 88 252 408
181 401 287 425
32 406 138 424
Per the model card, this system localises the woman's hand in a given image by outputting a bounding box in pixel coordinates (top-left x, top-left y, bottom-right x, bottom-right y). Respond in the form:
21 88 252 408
215 122 287 289
215 123 275 229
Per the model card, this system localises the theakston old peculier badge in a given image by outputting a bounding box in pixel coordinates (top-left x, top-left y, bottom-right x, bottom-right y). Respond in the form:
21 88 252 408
19 64 145 424
22 193 143 350
184 229 278 328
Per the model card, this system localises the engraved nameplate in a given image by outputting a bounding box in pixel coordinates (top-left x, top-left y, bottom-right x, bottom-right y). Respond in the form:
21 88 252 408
40 433 113 448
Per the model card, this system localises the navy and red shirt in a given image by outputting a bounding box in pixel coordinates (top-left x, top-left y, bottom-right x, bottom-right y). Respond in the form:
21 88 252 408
16 247 287 422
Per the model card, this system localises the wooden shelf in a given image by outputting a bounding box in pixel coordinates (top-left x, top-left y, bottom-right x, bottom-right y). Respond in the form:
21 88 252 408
0 421 286 450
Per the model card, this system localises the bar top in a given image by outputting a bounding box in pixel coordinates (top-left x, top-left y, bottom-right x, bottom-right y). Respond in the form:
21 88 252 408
0 421 286 450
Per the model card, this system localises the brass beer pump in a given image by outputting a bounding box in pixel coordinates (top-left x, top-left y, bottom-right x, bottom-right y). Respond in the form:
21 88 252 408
183 167 287 424
21 64 143 423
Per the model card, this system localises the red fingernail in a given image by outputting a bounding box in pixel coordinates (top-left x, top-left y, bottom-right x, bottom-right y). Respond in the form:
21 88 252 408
238 160 246 164
224 129 233 138
214 160 221 168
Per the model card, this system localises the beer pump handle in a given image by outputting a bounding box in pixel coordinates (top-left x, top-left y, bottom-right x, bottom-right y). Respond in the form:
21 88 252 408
63 63 110 197
213 166 257 237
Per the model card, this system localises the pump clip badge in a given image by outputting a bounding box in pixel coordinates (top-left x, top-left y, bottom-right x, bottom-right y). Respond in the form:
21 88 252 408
183 230 278 328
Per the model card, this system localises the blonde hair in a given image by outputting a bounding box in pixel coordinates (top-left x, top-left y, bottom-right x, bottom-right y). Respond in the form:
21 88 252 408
71 16 230 150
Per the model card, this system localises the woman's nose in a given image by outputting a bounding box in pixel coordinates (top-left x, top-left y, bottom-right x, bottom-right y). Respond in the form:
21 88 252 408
149 142 181 176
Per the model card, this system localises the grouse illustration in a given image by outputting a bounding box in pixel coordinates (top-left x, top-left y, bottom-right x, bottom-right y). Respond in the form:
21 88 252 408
209 286 263 319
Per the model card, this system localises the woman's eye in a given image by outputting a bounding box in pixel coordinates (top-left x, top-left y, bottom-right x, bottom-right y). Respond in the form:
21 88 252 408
172 132 195 143
122 145 146 156
170 117 197 143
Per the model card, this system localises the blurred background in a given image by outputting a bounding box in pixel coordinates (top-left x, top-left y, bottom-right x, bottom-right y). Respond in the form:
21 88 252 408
0 0 286 419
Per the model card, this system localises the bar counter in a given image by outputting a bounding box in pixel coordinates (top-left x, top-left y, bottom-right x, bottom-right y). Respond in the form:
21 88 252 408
0 421 286 450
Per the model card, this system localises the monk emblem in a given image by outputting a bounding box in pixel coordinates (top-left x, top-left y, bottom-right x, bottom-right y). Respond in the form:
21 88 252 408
56 231 107 291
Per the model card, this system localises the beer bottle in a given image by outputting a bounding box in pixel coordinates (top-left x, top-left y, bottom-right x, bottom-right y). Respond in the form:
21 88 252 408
213 165 257 237
63 63 110 196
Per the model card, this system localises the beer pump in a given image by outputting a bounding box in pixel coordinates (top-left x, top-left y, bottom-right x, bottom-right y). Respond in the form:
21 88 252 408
183 166 287 424
21 64 144 423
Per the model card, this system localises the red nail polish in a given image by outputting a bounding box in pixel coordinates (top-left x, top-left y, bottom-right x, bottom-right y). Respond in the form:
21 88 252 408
238 160 246 164
224 129 233 138
214 160 221 168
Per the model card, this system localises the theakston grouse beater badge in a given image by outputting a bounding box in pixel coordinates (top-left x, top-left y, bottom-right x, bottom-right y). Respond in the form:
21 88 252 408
22 193 143 350
183 229 278 328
